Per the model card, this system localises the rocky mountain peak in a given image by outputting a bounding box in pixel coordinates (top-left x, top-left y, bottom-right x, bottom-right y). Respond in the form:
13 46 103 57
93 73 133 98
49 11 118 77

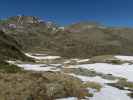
7 15 43 25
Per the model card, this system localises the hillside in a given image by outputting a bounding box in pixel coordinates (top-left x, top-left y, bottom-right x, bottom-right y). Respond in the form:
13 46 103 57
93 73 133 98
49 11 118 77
59 22 133 57
0 16 133 100
0 30 30 61
1 16 133 58
0 16 59 52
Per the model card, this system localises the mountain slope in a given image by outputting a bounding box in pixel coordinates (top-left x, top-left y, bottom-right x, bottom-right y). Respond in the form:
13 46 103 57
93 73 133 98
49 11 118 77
51 22 133 58
0 16 58 52
1 16 133 58
0 30 30 61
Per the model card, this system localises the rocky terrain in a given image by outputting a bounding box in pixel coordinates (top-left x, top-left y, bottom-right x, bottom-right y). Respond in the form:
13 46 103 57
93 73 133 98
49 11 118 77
0 15 133 100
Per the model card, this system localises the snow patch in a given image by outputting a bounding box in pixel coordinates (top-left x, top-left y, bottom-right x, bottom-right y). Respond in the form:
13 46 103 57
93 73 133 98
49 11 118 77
25 53 61 60
90 86 132 100
56 97 78 100
115 55 133 61
77 59 90 63
63 60 71 64
78 63 133 82
17 64 60 72
7 61 16 64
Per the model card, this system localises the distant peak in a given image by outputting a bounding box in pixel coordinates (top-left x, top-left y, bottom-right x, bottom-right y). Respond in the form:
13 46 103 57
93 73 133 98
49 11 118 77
8 15 44 25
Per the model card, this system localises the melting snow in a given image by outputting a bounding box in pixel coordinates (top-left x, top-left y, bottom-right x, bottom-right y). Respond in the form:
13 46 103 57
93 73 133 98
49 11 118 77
17 64 60 71
69 74 132 100
25 53 61 60
8 54 133 100
63 59 90 64
115 55 133 61
69 74 116 84
90 86 132 100
78 63 133 82
56 97 78 100
63 60 71 64
7 60 17 64
77 59 90 63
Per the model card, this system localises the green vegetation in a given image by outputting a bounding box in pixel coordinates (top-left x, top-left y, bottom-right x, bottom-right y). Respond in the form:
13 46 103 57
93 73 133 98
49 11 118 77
0 61 22 73
108 79 133 98
108 79 133 89
0 72 94 100
0 31 32 61
0 20 8 24
42 72 92 99
90 55 124 64
1 16 133 58
128 93 133 98
83 81 102 92
62 68 117 80
117 79 133 89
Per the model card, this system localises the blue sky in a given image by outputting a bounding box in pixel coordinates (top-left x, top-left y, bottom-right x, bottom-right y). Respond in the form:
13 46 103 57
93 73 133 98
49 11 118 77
0 0 133 27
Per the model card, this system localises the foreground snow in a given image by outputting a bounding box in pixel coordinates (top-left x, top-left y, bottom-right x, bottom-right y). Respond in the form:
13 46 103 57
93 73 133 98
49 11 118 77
8 54 133 100
90 86 132 100
69 73 132 100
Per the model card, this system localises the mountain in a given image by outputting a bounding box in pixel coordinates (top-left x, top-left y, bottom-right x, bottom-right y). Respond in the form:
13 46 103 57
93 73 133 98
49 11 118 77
0 16 59 52
60 22 133 57
1 16 133 58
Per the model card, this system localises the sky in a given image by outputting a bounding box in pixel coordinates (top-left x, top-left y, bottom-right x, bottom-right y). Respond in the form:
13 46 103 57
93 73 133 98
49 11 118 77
0 0 133 27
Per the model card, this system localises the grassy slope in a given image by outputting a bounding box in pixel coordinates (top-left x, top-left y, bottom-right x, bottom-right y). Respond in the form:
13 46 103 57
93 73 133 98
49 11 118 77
2 17 133 58
0 60 22 73
0 31 31 61
0 30 32 73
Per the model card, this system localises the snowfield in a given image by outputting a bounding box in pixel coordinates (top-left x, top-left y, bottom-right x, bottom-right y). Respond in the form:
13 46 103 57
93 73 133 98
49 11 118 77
78 63 133 82
90 86 132 100
7 54 133 100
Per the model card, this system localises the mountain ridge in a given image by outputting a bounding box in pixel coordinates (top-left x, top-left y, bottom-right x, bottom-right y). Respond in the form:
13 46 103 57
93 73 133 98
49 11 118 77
1 15 133 58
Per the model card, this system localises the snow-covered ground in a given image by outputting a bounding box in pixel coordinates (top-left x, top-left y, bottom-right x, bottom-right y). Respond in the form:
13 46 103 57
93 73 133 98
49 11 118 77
17 63 60 71
56 97 78 100
77 59 90 63
63 59 90 64
25 53 61 60
68 73 132 100
115 55 133 61
77 63 133 82
63 55 133 100
90 86 132 100
8 54 133 100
